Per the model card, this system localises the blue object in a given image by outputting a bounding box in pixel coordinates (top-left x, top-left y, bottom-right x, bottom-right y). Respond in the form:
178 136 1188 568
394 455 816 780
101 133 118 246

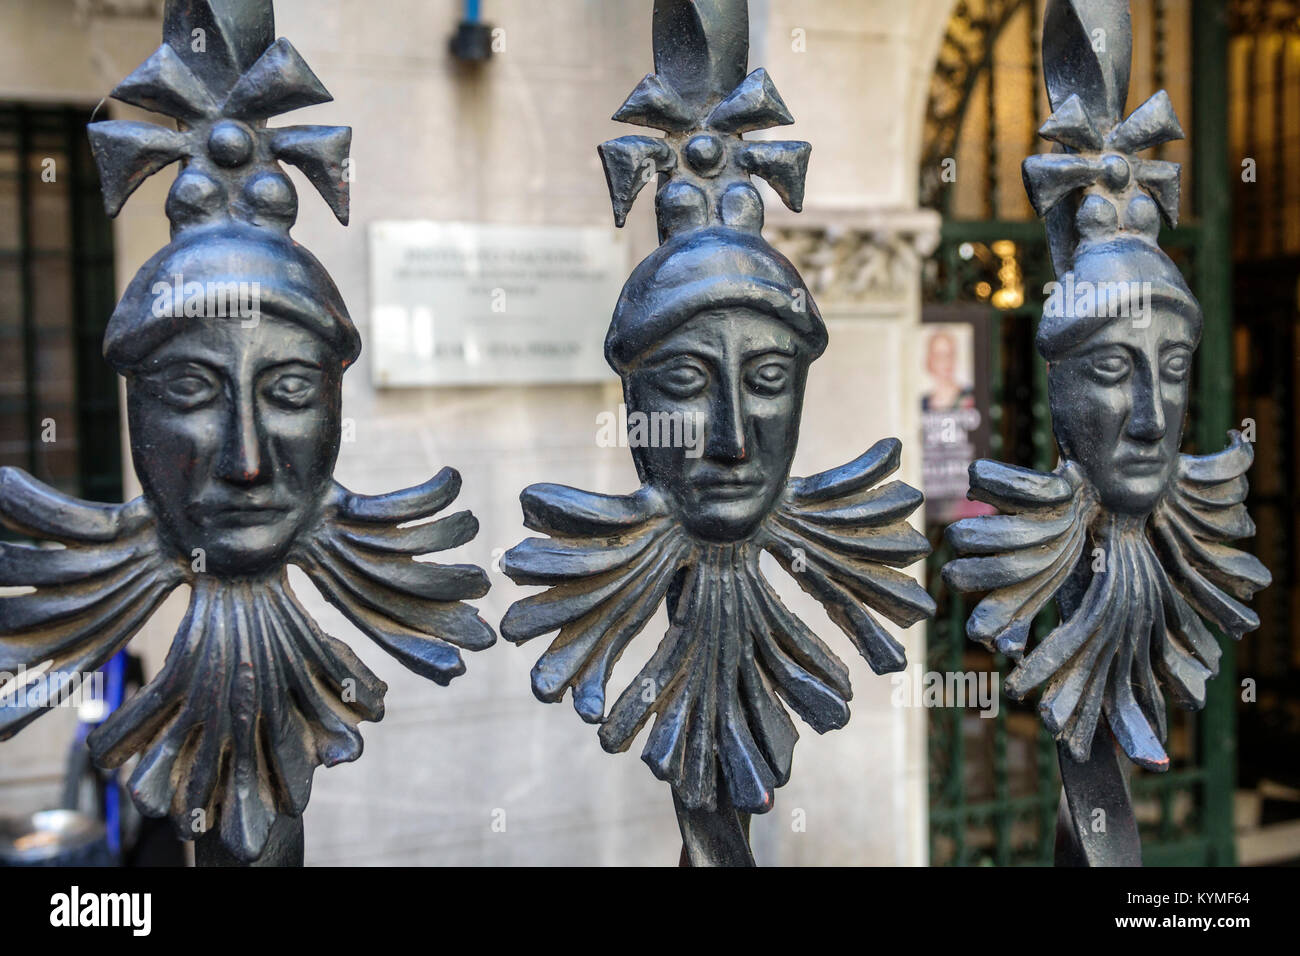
101 652 127 856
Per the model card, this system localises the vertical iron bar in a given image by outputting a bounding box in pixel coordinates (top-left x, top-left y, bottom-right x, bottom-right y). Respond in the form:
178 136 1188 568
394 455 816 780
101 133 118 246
945 542 967 864
993 649 1010 864
195 815 305 867
1243 34 1260 260
1154 0 1167 160
989 308 1003 457
990 298 1011 856
16 105 36 477
1029 246 1060 865
1029 0 1040 159
1054 732 1141 866
949 573 967 864
986 46 998 220
65 108 87 497
1192 0 1237 869
1037 707 1057 863
945 229 960 303
69 106 122 503
1273 39 1285 257
673 793 754 867
1159 772 1175 842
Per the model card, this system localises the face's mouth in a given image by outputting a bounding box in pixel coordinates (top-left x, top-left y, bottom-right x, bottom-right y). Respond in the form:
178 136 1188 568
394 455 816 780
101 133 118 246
1113 451 1168 477
194 502 292 529
695 482 762 502
689 472 765 502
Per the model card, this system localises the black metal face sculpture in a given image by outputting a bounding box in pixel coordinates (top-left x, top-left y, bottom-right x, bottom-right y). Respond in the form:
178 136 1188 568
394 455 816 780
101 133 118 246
500 0 935 866
625 305 813 544
0 0 494 865
128 315 344 576
941 0 1270 865
1047 305 1195 516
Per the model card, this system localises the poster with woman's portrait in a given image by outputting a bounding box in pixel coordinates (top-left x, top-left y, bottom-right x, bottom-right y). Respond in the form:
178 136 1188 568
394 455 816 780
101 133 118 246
921 307 994 525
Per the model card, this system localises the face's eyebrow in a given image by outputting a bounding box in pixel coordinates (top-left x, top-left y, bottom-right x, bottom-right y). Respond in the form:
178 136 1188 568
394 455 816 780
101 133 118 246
640 343 721 368
258 357 325 374
141 351 227 376
1073 336 1132 356
742 343 799 361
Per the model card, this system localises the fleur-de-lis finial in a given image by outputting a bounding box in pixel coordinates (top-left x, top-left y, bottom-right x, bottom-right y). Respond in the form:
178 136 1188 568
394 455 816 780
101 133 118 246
598 0 810 239
88 0 350 230
1042 0 1132 126
1022 0 1184 277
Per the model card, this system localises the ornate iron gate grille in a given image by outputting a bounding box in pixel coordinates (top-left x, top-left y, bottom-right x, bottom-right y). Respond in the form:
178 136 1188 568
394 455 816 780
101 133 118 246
0 103 122 506
920 0 1242 866
1225 2 1300 836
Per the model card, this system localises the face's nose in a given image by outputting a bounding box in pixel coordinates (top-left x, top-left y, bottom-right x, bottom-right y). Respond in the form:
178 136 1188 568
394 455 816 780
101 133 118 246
703 374 747 462
1125 362 1166 443
215 389 266 485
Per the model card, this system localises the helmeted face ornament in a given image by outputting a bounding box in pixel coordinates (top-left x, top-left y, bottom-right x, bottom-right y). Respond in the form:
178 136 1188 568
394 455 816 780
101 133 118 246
0 0 494 864
941 0 1270 862
499 0 935 865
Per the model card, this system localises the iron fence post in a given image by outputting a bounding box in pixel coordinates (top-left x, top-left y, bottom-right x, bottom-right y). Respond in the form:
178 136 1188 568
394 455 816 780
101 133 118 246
940 0 1269 867
0 0 497 866
1192 0 1237 869
499 0 936 866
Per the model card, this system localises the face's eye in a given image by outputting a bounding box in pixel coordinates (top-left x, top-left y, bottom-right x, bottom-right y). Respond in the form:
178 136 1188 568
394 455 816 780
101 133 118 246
654 359 709 399
146 363 221 409
745 360 792 397
1161 346 1193 382
262 367 322 409
1081 347 1132 385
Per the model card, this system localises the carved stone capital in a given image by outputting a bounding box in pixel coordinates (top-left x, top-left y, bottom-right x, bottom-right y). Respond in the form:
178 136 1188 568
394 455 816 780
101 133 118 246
74 0 164 19
767 207 942 312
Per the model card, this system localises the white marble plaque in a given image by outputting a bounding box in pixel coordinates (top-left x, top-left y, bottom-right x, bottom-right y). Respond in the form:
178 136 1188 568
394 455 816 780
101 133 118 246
369 221 628 386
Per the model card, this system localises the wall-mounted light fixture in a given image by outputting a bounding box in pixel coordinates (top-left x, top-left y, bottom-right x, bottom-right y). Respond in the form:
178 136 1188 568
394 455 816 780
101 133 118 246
449 0 494 63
